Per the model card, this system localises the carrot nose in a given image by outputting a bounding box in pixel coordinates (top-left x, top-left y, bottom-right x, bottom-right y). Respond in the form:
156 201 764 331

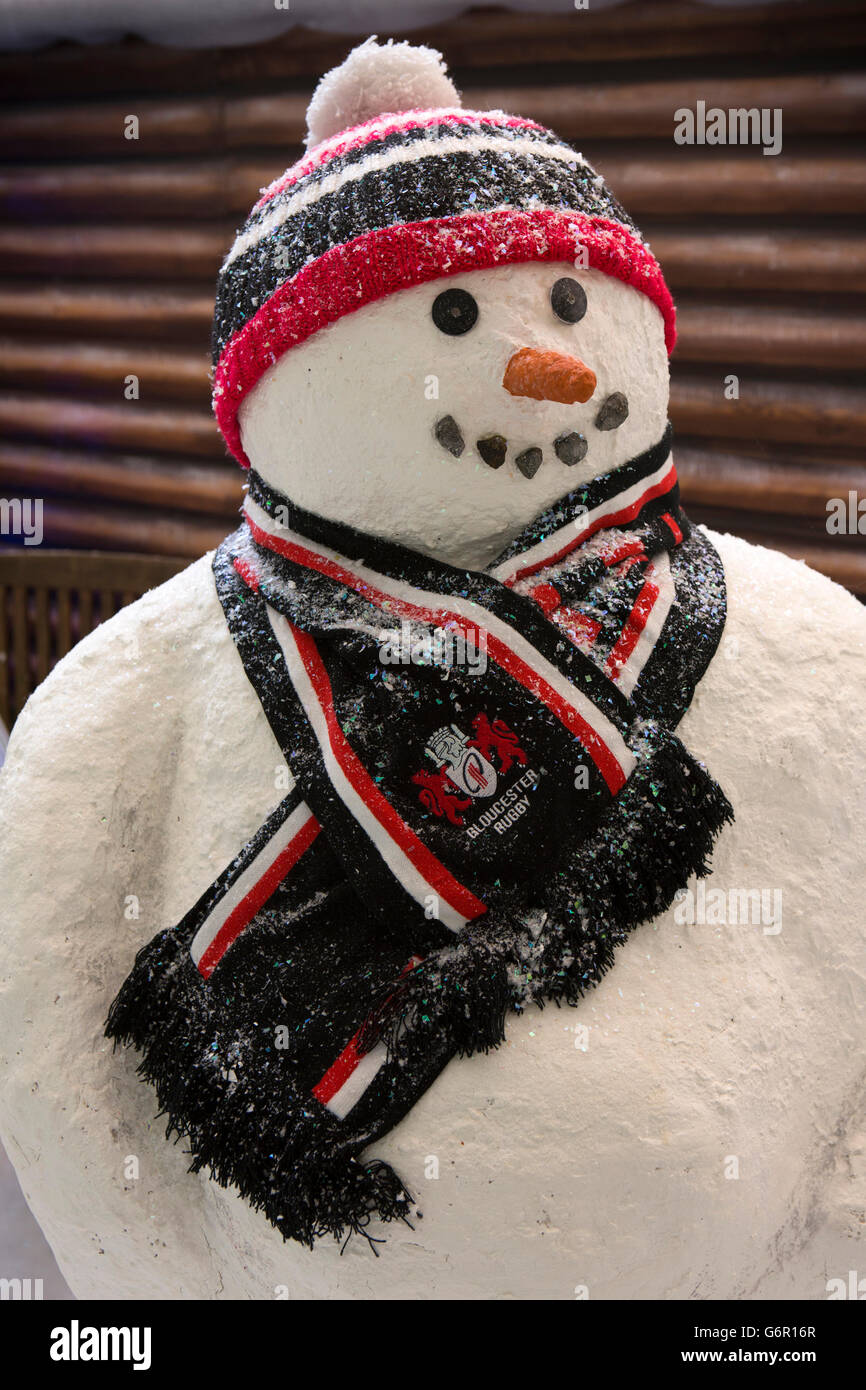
503 347 597 405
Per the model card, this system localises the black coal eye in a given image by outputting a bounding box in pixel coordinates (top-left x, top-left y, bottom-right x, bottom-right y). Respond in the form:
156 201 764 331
551 277 587 324
431 287 478 336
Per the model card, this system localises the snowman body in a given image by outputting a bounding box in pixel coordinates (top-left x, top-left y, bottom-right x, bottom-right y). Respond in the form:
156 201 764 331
1 522 864 1300
1 41 864 1299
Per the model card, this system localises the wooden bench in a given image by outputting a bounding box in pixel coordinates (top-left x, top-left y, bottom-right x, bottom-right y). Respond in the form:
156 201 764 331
0 547 187 730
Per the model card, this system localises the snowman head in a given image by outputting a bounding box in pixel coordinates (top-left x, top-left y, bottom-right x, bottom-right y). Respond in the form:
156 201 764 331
213 39 675 569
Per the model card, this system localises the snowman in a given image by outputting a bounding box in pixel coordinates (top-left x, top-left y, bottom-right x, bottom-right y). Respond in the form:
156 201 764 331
1 40 864 1301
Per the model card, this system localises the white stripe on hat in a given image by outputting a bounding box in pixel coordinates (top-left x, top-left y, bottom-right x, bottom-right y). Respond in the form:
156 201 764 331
223 131 585 270
255 106 476 206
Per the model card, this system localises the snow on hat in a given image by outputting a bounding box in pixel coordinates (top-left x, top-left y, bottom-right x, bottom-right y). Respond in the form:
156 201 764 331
212 37 676 468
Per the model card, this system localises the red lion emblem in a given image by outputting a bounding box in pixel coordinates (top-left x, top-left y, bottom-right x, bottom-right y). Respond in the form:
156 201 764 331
412 767 472 826
467 713 527 775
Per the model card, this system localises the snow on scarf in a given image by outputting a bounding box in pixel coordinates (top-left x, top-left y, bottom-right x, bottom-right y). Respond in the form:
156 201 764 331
106 423 733 1249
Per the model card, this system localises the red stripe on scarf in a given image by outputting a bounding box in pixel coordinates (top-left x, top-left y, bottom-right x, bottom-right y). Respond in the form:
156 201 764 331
313 955 424 1107
290 623 489 923
605 578 661 681
247 515 629 795
198 813 321 979
503 465 678 585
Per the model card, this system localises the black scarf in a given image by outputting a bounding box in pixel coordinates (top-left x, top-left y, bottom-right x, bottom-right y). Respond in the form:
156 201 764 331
107 423 732 1249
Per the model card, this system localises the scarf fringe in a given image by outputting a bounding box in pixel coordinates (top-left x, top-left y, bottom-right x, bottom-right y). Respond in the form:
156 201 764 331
106 944 414 1250
360 722 734 1063
552 719 736 937
106 721 732 1248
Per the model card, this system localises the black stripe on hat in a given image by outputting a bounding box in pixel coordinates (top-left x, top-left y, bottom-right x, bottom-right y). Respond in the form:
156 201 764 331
213 143 635 361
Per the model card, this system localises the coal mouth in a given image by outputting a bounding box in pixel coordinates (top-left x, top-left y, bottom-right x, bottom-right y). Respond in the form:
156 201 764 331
434 393 628 477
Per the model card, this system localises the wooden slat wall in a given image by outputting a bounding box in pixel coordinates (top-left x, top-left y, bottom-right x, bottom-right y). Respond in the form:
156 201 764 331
0 0 864 594
0 547 187 727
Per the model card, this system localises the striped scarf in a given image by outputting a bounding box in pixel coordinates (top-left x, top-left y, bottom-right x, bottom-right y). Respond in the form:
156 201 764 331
107 423 733 1249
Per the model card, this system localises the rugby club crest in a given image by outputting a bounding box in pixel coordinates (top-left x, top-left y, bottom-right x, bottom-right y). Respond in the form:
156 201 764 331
412 714 527 826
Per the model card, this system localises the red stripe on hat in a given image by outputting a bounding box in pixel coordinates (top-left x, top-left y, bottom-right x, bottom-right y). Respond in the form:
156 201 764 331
213 208 676 469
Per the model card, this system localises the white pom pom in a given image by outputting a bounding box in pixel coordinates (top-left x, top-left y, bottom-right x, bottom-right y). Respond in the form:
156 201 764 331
305 36 461 148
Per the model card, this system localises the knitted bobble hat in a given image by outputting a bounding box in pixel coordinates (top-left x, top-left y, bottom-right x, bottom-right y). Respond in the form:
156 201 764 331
212 37 676 469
